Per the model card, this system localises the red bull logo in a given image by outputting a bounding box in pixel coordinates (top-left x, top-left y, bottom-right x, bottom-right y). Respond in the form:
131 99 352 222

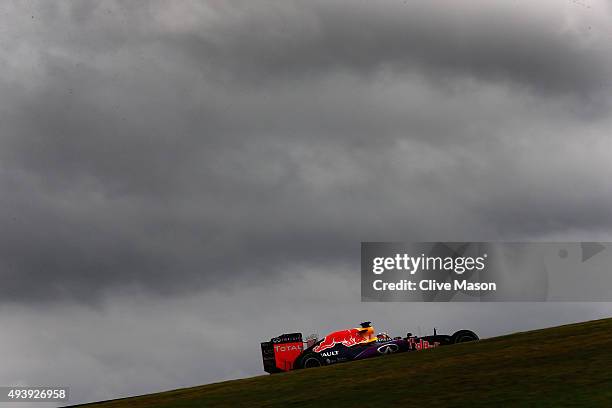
408 338 440 350
313 328 367 353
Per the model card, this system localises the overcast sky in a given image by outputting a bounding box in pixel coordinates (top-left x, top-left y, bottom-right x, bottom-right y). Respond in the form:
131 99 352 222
1 1 612 406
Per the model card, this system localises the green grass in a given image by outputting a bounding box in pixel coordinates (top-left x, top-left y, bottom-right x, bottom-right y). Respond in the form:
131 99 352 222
70 317 612 407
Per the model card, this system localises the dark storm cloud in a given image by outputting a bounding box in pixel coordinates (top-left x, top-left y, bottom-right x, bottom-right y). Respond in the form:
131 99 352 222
1 0 612 303
175 0 612 95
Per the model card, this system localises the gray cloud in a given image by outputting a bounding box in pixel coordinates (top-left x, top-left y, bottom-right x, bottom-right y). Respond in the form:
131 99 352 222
173 0 612 96
1 1 612 303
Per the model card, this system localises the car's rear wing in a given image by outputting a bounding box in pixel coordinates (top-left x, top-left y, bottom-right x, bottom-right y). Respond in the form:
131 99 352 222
261 333 303 374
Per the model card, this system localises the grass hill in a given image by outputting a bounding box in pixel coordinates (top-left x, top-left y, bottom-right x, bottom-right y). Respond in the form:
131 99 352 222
69 317 612 407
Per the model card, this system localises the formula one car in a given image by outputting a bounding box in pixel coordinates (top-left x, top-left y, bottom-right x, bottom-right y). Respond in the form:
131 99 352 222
261 322 478 373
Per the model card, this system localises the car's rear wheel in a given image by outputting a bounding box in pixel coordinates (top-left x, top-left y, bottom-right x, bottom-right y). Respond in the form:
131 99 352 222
301 353 324 369
451 330 479 343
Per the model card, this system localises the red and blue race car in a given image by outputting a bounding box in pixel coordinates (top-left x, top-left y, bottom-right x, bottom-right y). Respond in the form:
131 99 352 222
261 322 478 373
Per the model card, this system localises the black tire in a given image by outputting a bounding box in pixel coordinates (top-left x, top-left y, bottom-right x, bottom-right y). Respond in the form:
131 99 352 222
451 330 479 344
301 353 325 369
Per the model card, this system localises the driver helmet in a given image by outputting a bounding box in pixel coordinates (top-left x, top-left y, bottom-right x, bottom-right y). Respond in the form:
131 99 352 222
355 322 376 343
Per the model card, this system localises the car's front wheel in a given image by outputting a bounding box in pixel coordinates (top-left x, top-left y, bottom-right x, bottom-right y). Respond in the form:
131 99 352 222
451 330 479 343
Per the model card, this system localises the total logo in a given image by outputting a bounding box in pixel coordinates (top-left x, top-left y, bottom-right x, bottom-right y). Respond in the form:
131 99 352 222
321 350 339 357
274 344 303 352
